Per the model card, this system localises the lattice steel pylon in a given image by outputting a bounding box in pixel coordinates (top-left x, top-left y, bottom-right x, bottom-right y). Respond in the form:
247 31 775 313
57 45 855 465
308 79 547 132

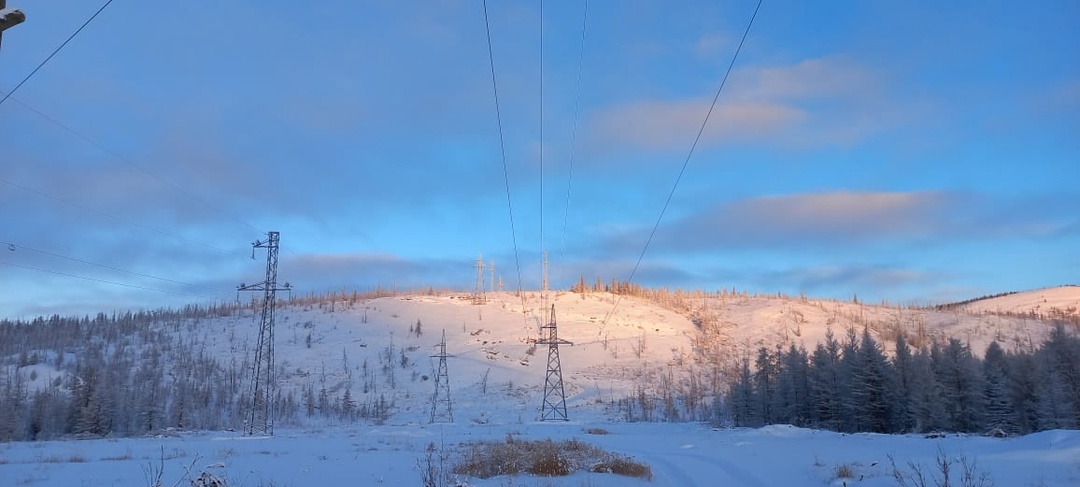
473 254 486 305
538 304 572 421
430 329 453 423
237 231 291 436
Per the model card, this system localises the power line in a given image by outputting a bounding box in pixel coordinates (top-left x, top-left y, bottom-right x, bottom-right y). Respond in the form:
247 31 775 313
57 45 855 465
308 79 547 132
0 90 265 237
481 0 528 319
539 0 545 293
0 239 233 294
559 0 588 271
0 0 115 108
604 0 764 324
0 176 249 258
0 260 231 303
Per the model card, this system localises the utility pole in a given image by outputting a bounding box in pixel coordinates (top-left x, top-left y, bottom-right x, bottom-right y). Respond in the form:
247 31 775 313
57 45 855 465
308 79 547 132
430 329 453 423
0 1 26 54
489 259 495 295
237 231 291 436
538 304 571 421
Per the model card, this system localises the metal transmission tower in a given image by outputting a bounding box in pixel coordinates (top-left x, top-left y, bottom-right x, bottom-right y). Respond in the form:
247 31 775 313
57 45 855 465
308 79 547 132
430 329 453 423
538 304 572 421
473 254 486 305
237 231 291 436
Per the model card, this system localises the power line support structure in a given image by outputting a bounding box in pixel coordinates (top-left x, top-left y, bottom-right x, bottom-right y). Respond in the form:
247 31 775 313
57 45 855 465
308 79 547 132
237 231 291 436
473 254 486 305
430 329 453 423
538 304 571 421
0 1 27 51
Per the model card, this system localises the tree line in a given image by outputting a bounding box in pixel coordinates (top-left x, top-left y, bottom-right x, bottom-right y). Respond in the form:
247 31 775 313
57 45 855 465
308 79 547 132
725 325 1080 434
0 297 413 442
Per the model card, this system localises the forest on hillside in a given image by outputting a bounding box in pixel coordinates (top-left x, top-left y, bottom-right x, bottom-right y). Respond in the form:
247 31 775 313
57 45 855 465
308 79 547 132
0 293 405 442
725 326 1080 434
0 288 1078 443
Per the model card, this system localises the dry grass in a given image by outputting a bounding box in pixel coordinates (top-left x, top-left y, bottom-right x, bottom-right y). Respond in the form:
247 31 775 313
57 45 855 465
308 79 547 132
101 453 134 461
834 463 856 479
40 454 86 463
590 455 653 480
584 428 609 435
454 435 651 481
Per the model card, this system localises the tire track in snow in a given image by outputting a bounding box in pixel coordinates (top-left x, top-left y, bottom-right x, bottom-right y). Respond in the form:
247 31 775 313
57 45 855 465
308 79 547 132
622 447 769 487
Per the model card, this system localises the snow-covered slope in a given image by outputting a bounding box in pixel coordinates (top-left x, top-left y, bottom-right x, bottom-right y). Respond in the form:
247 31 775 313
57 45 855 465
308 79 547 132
960 285 1080 318
2 422 1078 486
3 287 1079 486
5 288 1072 429
197 288 1070 425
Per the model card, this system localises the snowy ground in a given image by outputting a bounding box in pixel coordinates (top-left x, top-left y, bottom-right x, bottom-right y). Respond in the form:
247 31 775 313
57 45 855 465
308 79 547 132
1 422 1078 487
3 288 1079 486
961 286 1080 318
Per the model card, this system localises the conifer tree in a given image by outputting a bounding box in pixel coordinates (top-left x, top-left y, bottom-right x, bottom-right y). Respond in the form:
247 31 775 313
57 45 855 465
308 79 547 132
890 334 916 432
852 328 891 432
982 341 1015 433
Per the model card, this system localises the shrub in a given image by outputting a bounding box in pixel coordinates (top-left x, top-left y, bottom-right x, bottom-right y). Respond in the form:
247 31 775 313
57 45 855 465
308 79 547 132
834 464 855 479
590 455 653 480
452 436 651 481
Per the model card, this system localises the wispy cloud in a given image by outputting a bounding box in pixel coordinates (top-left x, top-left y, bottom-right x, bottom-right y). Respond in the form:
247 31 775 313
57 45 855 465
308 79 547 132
602 190 1076 254
279 252 470 292
583 56 904 153
635 191 949 251
758 265 936 292
588 99 804 149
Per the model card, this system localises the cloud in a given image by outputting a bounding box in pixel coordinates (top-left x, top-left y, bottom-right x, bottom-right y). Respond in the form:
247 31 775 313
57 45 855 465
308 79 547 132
278 252 470 293
588 99 805 150
758 265 935 292
583 57 898 153
695 32 729 56
648 191 951 251
735 57 878 101
601 190 1076 254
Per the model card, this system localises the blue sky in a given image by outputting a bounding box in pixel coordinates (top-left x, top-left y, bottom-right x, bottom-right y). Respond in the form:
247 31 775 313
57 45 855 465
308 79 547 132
1 0 1077 318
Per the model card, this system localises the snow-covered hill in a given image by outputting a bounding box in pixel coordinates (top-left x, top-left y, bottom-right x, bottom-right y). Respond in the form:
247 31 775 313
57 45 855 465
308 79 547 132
220 288 1072 424
2 287 1079 485
3 287 1075 430
959 285 1080 318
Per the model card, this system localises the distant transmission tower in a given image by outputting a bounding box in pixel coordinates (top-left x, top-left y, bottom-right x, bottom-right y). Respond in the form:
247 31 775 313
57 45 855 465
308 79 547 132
430 329 453 423
473 254 486 305
237 231 291 436
538 304 572 421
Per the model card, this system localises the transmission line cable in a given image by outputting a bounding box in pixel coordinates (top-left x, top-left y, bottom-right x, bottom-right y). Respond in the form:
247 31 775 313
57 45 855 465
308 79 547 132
559 0 588 276
0 261 231 302
0 239 233 294
603 0 764 324
0 90 265 237
539 0 545 296
0 0 115 108
481 0 529 321
0 176 249 258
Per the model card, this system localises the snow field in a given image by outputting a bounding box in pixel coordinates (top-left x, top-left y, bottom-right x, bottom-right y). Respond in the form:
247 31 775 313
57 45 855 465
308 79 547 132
1 422 1078 486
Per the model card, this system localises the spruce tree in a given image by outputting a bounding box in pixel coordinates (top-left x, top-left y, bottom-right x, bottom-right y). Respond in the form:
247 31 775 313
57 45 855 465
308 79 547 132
890 334 916 432
982 341 1015 433
852 328 891 432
